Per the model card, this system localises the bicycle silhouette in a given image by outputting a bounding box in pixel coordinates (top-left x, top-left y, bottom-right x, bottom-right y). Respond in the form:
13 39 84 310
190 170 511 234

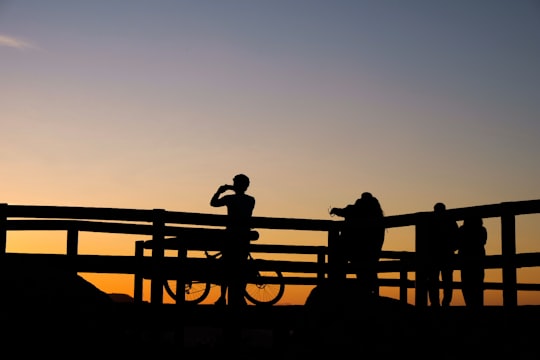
163 249 285 306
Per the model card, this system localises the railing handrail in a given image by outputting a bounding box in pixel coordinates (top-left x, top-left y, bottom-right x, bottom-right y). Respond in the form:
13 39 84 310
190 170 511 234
3 199 540 231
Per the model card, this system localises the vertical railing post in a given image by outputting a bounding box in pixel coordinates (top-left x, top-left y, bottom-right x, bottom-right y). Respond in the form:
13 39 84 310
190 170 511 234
67 227 78 256
0 203 7 256
501 206 517 308
399 258 408 304
134 240 144 304
414 213 429 308
327 225 346 284
66 226 79 274
316 246 326 284
150 209 165 305
173 243 186 352
175 245 187 305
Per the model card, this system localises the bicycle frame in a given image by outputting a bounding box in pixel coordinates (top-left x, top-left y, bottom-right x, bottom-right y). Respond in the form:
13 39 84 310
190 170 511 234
163 250 285 305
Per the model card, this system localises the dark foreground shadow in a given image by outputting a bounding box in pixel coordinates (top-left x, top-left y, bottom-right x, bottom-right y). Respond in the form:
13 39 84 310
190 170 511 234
295 281 539 359
1 262 539 359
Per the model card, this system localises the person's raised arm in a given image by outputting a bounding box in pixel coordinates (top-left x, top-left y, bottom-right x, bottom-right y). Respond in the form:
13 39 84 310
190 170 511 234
210 184 232 207
330 207 347 218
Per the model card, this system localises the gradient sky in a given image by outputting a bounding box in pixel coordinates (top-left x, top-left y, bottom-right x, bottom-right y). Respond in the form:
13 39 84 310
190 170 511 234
2 1 540 305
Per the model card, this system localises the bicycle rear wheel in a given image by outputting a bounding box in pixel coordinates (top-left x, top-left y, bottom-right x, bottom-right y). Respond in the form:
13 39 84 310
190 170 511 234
163 279 211 304
244 270 285 306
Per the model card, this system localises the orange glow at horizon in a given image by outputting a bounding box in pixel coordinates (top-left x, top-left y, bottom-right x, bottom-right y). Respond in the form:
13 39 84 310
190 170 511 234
5 211 540 306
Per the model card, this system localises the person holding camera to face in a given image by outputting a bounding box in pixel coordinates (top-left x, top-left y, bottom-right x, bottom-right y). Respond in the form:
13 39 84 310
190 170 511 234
210 174 256 307
330 192 385 296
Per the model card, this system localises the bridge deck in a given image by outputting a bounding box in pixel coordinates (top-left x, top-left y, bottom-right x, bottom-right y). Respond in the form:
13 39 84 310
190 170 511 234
112 303 540 354
3 301 540 357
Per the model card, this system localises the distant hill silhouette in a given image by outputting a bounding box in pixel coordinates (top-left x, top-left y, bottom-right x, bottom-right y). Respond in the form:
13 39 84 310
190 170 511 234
1 262 113 306
0 261 129 355
108 293 135 303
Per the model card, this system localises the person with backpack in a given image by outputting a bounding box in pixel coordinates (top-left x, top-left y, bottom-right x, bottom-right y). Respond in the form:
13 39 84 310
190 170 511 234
457 216 487 309
330 192 385 296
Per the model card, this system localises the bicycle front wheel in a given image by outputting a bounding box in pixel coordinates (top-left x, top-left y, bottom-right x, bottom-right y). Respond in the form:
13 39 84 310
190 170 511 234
163 279 211 304
245 270 285 306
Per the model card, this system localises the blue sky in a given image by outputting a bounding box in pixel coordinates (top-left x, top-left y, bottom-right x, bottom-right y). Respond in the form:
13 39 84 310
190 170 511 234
2 2 540 302
2 1 539 220
2 0 539 218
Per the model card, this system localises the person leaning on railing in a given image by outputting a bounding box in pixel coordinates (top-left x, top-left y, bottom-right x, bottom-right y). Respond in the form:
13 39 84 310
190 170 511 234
457 216 487 309
425 202 459 307
330 192 385 296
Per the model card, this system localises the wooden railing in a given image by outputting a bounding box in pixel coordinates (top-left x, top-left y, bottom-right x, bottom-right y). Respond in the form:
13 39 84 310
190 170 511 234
1 199 540 308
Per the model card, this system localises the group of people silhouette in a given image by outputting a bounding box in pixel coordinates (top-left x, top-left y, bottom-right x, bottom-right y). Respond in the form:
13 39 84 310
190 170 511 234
211 173 487 309
425 202 487 308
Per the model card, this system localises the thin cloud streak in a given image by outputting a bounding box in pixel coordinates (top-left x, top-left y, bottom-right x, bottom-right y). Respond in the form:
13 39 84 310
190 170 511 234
0 34 35 50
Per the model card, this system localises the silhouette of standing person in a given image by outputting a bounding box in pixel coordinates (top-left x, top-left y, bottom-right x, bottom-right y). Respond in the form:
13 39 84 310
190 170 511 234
425 202 459 307
210 173 255 307
457 216 487 309
330 192 385 296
